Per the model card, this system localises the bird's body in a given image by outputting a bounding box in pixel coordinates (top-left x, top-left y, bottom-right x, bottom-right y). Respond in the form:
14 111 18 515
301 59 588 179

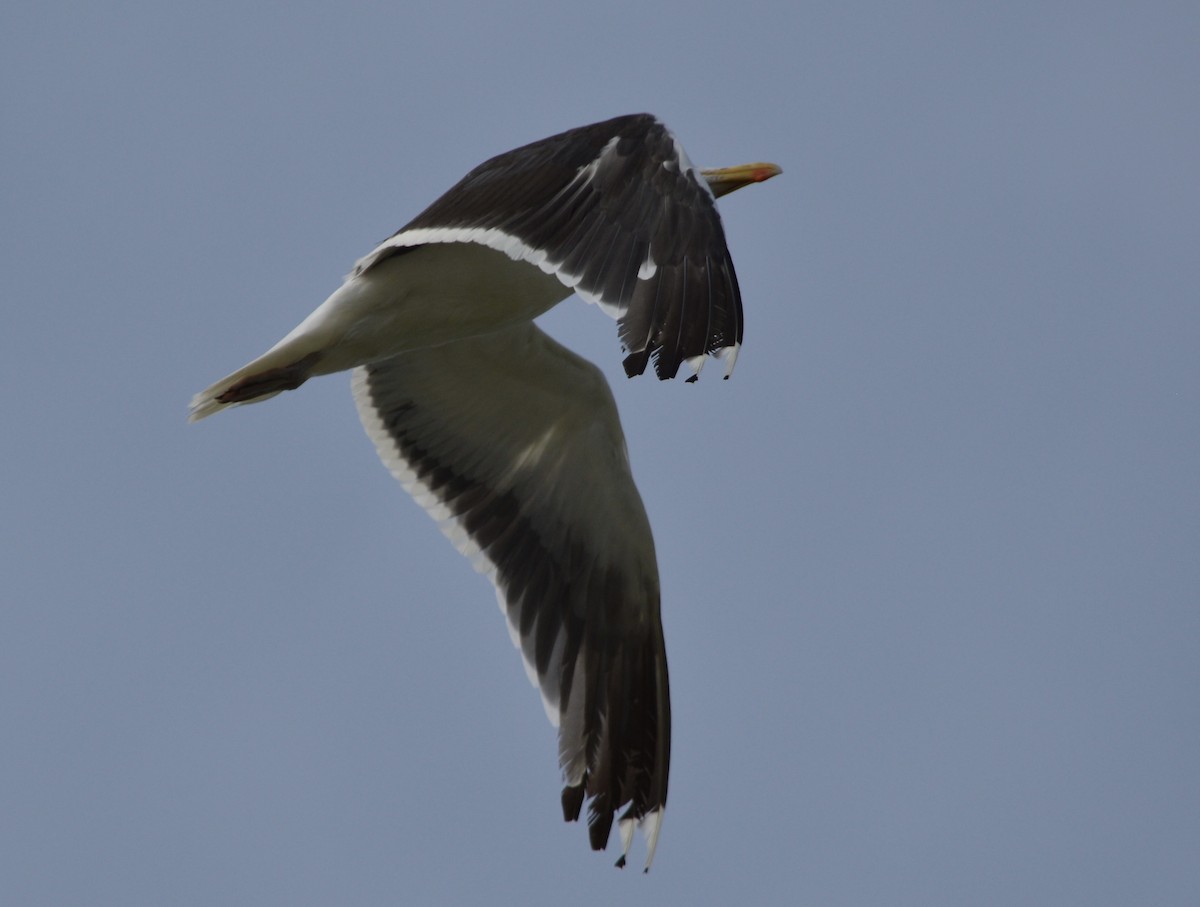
191 243 569 418
190 113 778 869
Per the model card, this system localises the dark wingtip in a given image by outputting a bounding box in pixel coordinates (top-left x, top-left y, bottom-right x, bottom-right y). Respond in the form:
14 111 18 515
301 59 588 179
622 348 651 378
588 806 615 851
561 784 585 822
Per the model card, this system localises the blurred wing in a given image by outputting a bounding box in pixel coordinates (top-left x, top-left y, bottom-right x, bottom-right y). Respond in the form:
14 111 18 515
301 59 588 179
354 113 742 381
352 321 670 867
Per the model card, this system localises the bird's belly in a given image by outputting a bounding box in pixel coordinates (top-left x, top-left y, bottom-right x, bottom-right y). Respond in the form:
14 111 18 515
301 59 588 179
387 242 572 341
280 243 573 376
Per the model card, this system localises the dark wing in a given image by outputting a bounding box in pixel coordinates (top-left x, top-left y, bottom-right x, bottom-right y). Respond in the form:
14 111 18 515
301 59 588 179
352 321 670 868
354 113 742 381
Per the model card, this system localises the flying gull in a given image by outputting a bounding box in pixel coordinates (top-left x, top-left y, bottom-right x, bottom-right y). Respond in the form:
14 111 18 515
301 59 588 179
189 113 780 869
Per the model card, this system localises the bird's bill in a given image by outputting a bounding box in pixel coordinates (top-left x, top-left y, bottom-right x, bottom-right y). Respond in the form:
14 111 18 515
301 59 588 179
700 162 782 198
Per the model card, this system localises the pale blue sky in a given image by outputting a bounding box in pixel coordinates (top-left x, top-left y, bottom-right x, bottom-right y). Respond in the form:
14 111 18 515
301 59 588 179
3 2 1198 904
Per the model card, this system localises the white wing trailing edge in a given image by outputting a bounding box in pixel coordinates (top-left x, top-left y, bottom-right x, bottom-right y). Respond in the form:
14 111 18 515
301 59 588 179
352 324 669 868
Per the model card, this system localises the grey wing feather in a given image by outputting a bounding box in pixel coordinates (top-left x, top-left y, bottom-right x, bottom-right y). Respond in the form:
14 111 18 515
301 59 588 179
352 322 669 862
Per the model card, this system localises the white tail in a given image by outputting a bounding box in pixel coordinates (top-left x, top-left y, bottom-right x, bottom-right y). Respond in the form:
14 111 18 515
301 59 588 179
188 345 323 423
188 371 280 422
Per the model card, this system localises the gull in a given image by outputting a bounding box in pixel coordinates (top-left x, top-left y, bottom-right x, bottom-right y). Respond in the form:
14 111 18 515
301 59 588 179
189 113 779 869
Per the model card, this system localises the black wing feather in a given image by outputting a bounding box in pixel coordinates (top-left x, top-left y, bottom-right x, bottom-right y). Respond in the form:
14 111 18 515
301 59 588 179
372 113 743 379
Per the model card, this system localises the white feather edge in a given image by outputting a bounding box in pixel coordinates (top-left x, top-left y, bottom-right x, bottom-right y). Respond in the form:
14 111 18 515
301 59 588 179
640 809 664 870
353 225 636 319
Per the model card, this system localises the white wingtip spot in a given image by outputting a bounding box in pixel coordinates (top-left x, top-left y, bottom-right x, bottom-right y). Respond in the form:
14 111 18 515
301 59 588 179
641 809 664 871
619 816 636 861
720 342 741 378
